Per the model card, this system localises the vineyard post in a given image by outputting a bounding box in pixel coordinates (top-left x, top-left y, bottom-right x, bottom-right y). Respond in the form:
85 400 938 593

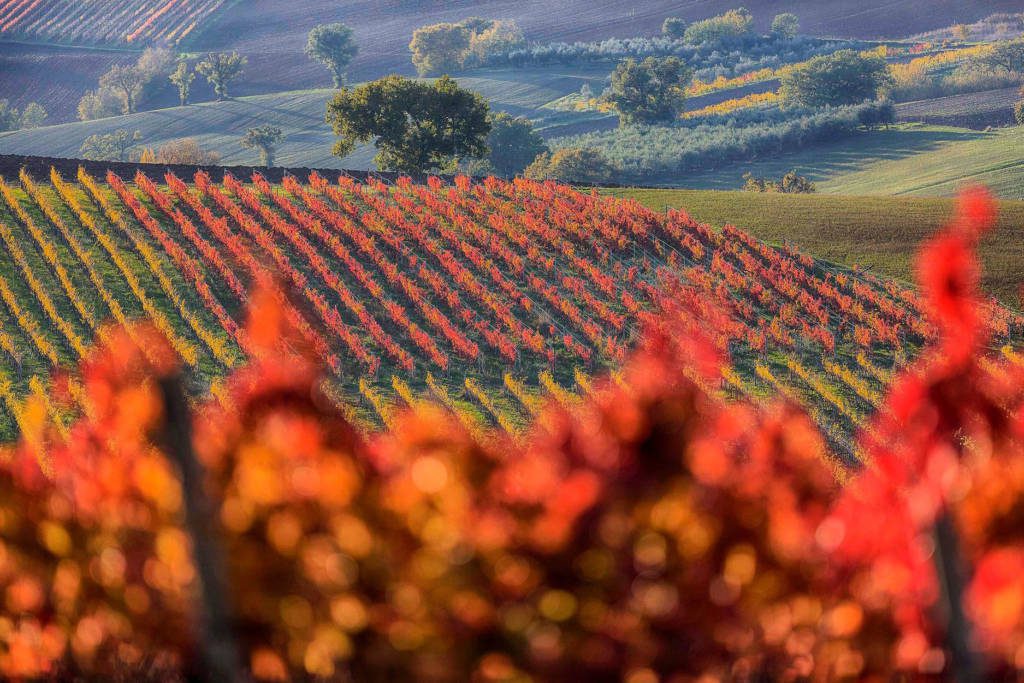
159 374 243 682
933 510 981 682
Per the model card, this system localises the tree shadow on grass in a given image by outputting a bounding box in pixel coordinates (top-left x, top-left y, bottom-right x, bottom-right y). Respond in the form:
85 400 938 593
675 126 990 190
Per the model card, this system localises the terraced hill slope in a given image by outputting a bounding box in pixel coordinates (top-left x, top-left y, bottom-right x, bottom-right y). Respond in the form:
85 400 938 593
0 163 1021 464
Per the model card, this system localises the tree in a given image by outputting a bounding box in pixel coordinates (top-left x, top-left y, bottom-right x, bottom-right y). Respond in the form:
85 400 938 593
79 129 142 161
77 88 122 121
169 62 195 106
1015 99 1024 126
240 126 284 166
662 17 686 39
771 13 800 39
980 38 1024 73
99 64 146 114
409 23 472 76
19 102 46 129
524 147 616 183
151 138 221 165
605 56 692 126
327 75 490 174
467 19 525 66
0 100 20 131
683 8 753 45
305 23 359 88
485 112 548 176
779 50 893 108
135 46 176 101
196 52 247 100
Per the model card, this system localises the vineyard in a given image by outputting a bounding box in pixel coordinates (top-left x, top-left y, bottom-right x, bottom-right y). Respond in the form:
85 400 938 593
0 166 1022 466
0 0 226 46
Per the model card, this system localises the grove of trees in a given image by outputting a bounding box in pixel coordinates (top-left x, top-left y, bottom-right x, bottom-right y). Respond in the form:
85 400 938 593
78 47 176 120
410 17 525 75
327 75 491 174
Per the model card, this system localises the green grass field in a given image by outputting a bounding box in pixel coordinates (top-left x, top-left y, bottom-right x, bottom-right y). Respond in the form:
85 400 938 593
663 124 1024 199
605 188 1024 307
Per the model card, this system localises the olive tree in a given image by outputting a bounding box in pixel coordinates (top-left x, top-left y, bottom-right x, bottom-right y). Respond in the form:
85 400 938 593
306 23 359 87
196 51 247 100
169 62 195 106
241 126 284 166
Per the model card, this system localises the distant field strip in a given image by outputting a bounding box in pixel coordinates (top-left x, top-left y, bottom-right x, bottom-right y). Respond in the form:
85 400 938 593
0 0 227 46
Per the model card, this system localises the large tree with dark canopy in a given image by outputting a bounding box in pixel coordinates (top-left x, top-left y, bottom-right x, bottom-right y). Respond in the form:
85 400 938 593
779 50 892 108
485 112 548 176
606 56 692 126
327 75 490 174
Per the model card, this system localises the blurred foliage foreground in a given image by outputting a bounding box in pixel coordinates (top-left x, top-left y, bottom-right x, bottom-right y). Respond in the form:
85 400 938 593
0 191 1023 681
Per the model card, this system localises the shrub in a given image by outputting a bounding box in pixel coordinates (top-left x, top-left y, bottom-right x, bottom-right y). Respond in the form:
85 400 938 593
662 17 686 39
771 12 800 39
1015 99 1024 125
743 169 816 192
683 7 754 45
524 147 617 183
144 138 221 165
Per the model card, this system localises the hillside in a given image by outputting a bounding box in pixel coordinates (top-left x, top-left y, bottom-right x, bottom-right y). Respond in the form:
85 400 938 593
605 187 1024 306
2 162 1019 462
818 125 1024 199
648 124 1024 200
0 69 614 167
3 1 1020 122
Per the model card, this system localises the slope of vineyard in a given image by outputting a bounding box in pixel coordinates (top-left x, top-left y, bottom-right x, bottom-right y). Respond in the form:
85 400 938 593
0 0 228 46
0 165 1021 463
